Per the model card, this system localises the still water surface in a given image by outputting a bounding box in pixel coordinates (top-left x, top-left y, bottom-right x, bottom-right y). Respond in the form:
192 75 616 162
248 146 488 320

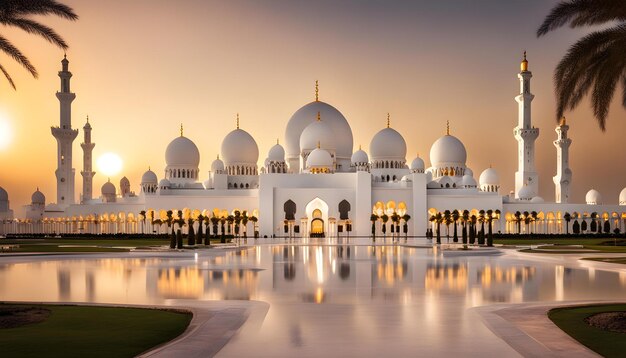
1 243 625 356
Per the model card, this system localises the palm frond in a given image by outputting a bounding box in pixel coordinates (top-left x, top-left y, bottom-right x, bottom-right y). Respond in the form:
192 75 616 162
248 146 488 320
622 74 626 108
0 34 37 78
0 17 68 49
537 0 626 37
0 0 78 21
0 63 16 89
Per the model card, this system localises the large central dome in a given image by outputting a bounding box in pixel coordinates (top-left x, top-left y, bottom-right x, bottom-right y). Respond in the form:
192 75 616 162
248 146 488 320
165 136 200 167
285 101 353 160
429 134 467 168
221 128 259 165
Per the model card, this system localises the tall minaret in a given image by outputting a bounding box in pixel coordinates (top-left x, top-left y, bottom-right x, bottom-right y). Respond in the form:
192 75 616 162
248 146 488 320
80 116 95 203
514 52 539 198
553 117 572 203
51 55 78 207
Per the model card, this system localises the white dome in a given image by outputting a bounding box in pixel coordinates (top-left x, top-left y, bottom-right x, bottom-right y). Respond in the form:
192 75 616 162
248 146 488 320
268 143 286 162
620 187 626 205
285 101 353 160
479 168 500 186
410 156 425 171
300 119 335 152
586 189 602 205
518 185 534 200
465 167 474 177
0 187 7 201
141 169 157 184
429 134 467 168
221 128 259 165
351 148 369 164
370 127 407 160
159 178 171 188
460 174 477 187
31 189 45 204
120 176 130 186
530 196 544 203
165 136 200 167
211 156 225 172
437 175 455 188
101 181 116 195
307 148 333 168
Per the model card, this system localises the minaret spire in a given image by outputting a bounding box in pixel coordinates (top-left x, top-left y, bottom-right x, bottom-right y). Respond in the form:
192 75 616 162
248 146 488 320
514 51 539 199
446 120 450 135
81 115 95 203
553 116 572 203
180 123 183 136
51 55 78 207
315 80 319 101
236 113 240 129
387 113 390 128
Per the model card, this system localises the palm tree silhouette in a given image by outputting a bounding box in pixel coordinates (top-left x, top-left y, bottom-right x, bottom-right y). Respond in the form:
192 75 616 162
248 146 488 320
537 0 626 130
0 0 78 89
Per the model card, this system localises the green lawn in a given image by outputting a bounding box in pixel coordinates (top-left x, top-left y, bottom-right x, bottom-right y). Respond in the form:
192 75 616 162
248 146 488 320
0 304 191 358
495 238 626 253
582 257 626 265
495 237 619 246
548 304 626 358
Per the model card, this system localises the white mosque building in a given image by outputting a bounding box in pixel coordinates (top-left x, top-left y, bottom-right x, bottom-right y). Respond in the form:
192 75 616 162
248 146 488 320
1 54 625 238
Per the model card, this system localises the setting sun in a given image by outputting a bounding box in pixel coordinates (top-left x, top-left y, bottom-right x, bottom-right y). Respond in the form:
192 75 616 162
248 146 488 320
0 115 12 151
97 152 123 177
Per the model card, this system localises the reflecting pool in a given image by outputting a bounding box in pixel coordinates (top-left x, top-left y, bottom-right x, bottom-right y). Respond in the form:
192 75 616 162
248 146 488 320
1 244 625 356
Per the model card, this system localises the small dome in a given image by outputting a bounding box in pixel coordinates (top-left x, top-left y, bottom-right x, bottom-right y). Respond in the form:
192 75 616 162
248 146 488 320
31 189 45 204
165 136 200 167
120 176 130 186
284 100 353 160
307 148 333 169
518 185 534 200
101 180 116 195
221 128 259 165
159 178 171 188
530 196 544 203
0 187 7 201
586 189 602 205
370 127 407 160
479 168 500 186
410 156 425 171
437 175 455 188
620 187 626 205
268 143 286 162
141 168 158 184
300 119 335 152
400 175 411 182
211 156 225 172
351 148 369 164
460 174 477 187
429 134 467 168
465 167 474 177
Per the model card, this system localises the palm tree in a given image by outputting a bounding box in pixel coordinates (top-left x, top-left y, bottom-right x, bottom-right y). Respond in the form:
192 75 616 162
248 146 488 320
469 214 477 244
537 0 626 130
429 212 443 244
402 214 411 241
564 212 572 235
530 211 538 234
370 214 378 240
187 217 195 246
514 211 522 234
249 215 258 239
196 214 204 245
166 210 175 249
443 210 452 242
451 210 460 243
139 210 146 235
461 210 469 245
381 214 389 238
478 210 486 245
486 209 494 247
0 1 78 89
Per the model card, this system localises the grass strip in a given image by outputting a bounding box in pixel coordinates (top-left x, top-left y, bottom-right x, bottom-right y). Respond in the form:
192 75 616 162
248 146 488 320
548 304 626 358
0 304 191 358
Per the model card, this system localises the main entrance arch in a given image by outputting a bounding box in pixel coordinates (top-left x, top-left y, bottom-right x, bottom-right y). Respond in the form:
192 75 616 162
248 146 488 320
306 198 329 238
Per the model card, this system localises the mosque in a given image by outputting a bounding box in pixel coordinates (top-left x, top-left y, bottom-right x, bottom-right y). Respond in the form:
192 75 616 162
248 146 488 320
1 54 625 238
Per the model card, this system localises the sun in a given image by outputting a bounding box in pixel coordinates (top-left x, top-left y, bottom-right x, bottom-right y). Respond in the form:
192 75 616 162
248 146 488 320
97 152 123 176
0 115 13 151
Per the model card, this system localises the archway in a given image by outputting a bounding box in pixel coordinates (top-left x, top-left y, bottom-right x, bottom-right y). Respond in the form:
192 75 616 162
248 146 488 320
306 197 329 238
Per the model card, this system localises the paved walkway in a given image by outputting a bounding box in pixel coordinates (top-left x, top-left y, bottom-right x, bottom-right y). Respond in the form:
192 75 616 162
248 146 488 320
475 301 612 358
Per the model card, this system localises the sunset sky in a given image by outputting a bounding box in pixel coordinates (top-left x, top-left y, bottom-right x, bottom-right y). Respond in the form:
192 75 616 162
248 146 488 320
0 0 625 211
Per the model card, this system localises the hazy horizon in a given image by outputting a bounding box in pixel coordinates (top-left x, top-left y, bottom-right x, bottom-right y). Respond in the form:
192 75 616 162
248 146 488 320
1 0 625 213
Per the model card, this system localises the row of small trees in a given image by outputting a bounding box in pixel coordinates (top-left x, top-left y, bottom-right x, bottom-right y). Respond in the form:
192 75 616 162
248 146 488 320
428 209 501 247
138 209 258 249
369 212 412 241
508 211 620 235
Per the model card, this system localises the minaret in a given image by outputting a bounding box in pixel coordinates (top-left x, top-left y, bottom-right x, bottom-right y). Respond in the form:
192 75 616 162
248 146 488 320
514 51 539 198
51 55 78 207
80 116 95 203
553 117 572 203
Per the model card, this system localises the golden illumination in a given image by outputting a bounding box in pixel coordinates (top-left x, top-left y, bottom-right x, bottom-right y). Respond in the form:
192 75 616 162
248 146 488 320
521 51 528 72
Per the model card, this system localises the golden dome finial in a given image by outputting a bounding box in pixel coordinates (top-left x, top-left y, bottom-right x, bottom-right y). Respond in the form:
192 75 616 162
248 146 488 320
446 120 450 135
387 113 390 128
277 138 279 145
217 154 220 160
560 116 566 126
315 80 319 101
317 111 321 121
236 113 240 129
521 50 528 72
359 144 362 150
180 123 184 137
86 115 89 123
317 141 321 149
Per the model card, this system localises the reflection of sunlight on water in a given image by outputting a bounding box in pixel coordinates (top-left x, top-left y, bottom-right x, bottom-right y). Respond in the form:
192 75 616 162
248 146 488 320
425 263 467 292
555 265 564 301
